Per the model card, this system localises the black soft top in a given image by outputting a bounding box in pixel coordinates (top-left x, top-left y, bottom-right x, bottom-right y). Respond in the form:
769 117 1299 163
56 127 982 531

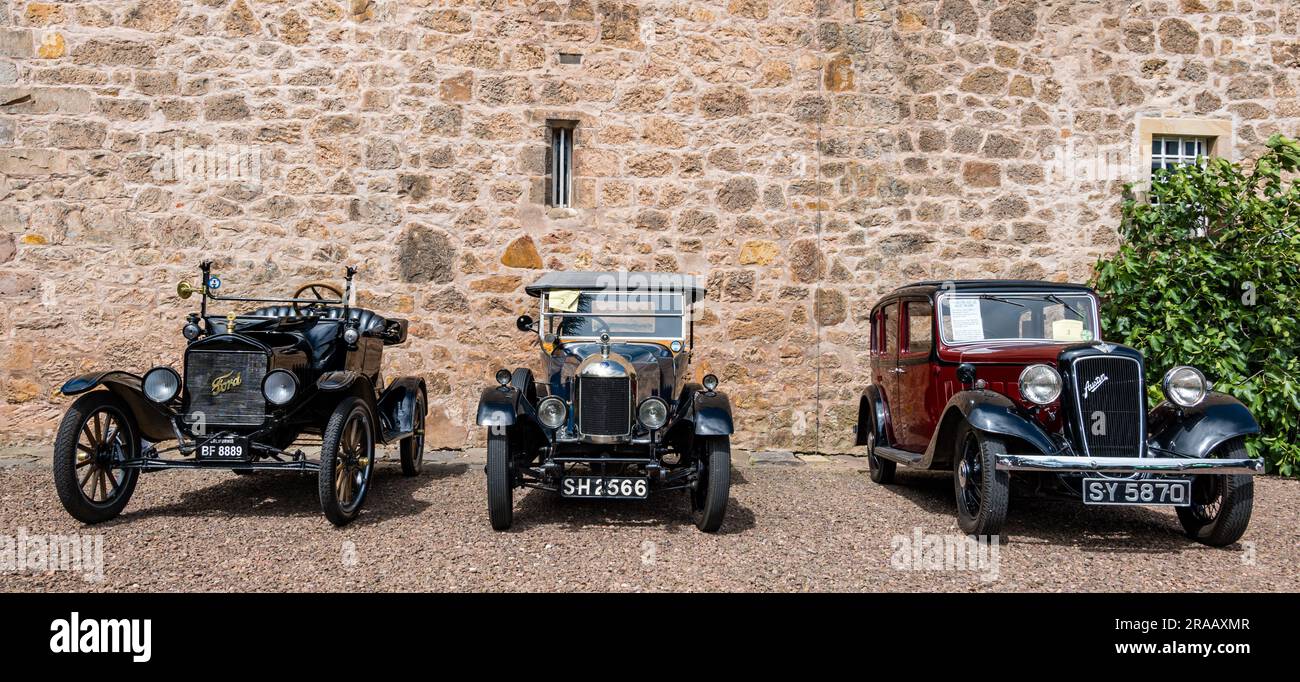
524 271 707 299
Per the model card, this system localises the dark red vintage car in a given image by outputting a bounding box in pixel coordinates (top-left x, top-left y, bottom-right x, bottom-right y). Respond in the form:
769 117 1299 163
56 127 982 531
856 280 1263 546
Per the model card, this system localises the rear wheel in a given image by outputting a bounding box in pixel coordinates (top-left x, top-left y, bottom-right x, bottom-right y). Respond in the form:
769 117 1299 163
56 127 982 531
486 428 514 531
1176 439 1254 547
318 398 376 526
399 393 426 476
690 436 731 533
864 417 895 484
953 423 1009 537
52 392 140 524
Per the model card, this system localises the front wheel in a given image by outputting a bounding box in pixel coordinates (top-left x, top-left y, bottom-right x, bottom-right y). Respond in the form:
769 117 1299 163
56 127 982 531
318 397 377 526
690 436 731 533
399 393 426 476
952 423 1009 537
486 428 514 531
52 391 141 524
1176 439 1254 547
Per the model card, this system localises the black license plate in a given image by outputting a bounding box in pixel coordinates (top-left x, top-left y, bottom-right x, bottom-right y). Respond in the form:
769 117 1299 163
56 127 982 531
1082 477 1191 506
561 476 648 499
198 436 250 462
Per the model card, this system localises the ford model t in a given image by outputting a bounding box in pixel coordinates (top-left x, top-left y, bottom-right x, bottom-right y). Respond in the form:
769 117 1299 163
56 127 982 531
476 271 734 532
856 280 1262 546
53 261 428 526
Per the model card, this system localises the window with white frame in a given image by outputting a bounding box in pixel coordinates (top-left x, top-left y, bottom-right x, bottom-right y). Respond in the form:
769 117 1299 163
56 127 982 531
1150 135 1209 177
548 121 575 207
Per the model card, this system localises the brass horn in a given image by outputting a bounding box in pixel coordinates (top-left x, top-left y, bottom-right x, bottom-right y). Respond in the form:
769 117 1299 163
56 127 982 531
177 281 201 300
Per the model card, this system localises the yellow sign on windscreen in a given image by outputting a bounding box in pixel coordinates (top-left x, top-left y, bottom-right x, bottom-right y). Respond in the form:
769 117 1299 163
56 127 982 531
1051 319 1084 341
550 290 580 312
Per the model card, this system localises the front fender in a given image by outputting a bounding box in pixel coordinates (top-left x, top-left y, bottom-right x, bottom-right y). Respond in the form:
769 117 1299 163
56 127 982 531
476 385 521 427
1148 392 1260 459
930 390 1060 459
60 371 174 442
376 377 426 442
690 390 734 436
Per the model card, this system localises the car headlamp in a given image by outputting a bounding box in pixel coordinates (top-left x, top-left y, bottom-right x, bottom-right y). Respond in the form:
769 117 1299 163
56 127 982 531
182 322 201 340
537 396 567 429
261 370 298 406
142 366 181 403
637 397 669 430
1163 366 1207 407
1018 364 1062 405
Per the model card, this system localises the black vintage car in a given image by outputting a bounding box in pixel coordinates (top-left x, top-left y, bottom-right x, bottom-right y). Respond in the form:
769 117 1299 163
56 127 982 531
52 261 428 526
476 271 734 532
856 280 1263 546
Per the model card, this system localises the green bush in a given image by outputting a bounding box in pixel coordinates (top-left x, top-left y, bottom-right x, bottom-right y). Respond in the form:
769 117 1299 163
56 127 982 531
1092 134 1300 475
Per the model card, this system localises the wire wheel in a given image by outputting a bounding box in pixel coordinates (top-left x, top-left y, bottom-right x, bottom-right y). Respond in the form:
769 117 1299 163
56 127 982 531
957 432 983 517
52 391 140 523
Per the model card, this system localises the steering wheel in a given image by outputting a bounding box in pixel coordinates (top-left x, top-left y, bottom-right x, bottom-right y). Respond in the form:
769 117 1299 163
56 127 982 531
293 282 344 315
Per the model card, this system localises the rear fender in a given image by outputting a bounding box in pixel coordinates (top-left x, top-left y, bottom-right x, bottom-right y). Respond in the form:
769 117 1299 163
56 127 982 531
376 377 426 442
854 385 891 447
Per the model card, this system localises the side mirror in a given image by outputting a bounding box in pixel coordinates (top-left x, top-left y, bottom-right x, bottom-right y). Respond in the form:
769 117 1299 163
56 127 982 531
515 315 535 332
957 363 976 386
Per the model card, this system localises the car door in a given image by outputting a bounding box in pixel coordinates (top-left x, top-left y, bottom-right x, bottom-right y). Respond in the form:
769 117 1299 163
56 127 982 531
872 302 900 444
893 299 935 452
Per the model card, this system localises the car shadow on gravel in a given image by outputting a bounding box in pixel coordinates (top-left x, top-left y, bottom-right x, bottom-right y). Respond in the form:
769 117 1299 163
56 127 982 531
110 463 449 526
508 476 757 535
881 471 1206 553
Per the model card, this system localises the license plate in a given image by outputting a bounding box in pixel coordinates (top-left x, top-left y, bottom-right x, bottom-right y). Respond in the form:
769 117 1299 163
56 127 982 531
560 476 649 499
1082 477 1191 506
198 436 250 462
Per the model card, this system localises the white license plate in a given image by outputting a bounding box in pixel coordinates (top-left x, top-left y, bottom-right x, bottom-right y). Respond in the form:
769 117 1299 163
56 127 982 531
198 437 249 461
1082 478 1191 506
560 476 649 499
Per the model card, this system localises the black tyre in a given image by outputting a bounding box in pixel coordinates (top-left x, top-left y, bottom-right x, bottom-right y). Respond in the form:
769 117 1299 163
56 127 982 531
863 416 895 484
953 422 1009 537
399 392 426 477
1176 439 1254 547
52 391 141 524
486 427 514 531
318 397 376 526
690 435 731 533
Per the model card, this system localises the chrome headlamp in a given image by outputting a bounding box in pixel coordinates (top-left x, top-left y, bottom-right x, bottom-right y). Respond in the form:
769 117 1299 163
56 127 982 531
702 374 719 392
536 396 567 430
637 397 669 430
261 369 299 406
142 366 181 403
1018 364 1062 405
1163 366 1207 407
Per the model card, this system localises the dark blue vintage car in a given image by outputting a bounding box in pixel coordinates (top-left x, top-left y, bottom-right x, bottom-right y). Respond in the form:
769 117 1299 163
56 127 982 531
52 261 427 526
476 271 734 532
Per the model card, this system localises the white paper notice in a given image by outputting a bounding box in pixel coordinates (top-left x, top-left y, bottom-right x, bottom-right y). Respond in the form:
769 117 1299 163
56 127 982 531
949 298 985 341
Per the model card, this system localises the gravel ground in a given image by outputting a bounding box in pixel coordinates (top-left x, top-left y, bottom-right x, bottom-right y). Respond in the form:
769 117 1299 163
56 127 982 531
1 448 1297 592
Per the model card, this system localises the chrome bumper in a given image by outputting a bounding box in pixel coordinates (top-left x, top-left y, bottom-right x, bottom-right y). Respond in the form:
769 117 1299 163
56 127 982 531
995 454 1264 475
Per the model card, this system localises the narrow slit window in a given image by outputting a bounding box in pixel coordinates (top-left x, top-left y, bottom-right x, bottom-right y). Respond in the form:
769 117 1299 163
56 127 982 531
549 122 575 208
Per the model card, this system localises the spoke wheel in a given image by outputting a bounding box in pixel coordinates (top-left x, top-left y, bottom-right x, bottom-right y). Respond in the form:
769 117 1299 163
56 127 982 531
952 423 1009 537
399 393 426 476
1176 438 1254 547
318 397 376 526
52 392 140 523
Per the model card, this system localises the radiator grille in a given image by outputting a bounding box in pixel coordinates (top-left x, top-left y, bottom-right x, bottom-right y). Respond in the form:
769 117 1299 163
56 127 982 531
185 350 267 427
577 376 631 437
1073 355 1143 457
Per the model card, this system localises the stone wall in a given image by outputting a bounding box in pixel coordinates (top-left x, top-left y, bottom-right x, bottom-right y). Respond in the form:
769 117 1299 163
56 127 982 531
1 0 1297 453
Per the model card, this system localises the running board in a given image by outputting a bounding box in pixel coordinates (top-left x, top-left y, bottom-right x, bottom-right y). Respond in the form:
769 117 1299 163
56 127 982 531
873 446 925 466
